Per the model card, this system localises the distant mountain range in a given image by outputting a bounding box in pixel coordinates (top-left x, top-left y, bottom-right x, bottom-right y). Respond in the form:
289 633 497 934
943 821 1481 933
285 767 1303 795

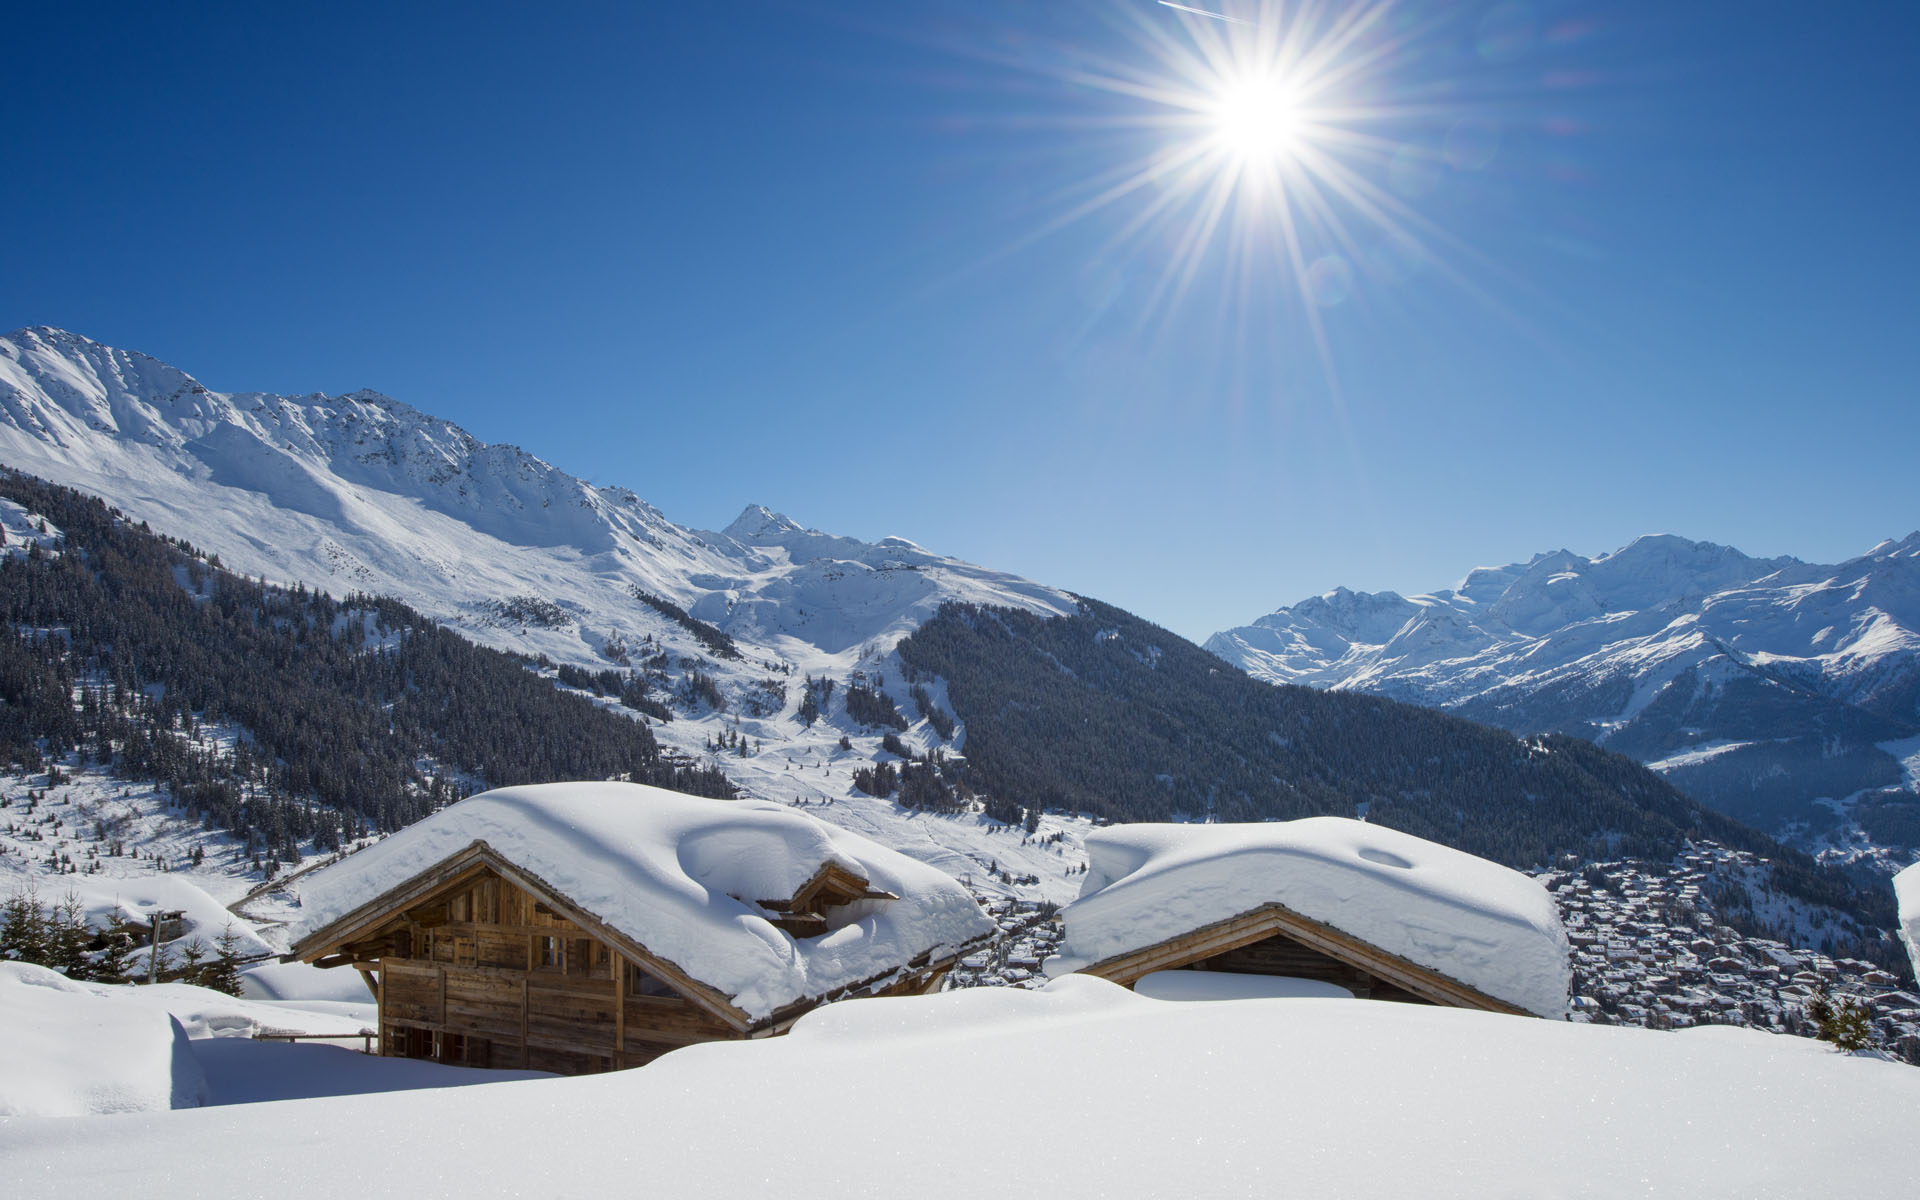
1208 534 1920 844
0 326 1903 962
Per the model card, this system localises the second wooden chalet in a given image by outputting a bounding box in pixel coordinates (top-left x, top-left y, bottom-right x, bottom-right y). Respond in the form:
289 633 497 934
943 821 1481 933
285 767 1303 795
1044 817 1570 1018
289 782 995 1074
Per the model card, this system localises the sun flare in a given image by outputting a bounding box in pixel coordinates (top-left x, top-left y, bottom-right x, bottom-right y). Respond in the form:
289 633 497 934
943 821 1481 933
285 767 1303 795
964 0 1514 375
1207 72 1304 165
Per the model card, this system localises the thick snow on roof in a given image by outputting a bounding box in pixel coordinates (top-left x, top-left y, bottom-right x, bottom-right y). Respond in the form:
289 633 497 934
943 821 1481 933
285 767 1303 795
1897 860 1920 984
290 782 993 1021
5 976 1915 1198
1046 817 1570 1017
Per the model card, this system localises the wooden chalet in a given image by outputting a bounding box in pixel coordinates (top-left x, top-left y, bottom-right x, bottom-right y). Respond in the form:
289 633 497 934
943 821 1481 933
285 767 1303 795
1066 899 1533 1016
289 783 995 1074
1046 817 1571 1019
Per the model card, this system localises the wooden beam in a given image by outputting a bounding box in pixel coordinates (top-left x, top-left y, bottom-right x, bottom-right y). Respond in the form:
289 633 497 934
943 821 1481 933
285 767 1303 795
1079 903 1533 1017
613 951 626 1054
293 841 752 1032
479 855 750 1032
291 846 496 961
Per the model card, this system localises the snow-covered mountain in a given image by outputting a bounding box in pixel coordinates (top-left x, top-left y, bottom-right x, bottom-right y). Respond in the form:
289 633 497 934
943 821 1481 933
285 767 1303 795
0 326 1071 676
1208 534 1920 839
0 325 1094 899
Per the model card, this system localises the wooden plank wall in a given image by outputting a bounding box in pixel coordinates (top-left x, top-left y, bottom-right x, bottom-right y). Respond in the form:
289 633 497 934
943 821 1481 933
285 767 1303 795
375 869 746 1075
1197 931 1434 1004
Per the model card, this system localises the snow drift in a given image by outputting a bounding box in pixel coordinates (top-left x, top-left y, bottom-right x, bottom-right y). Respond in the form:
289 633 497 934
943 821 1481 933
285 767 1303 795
1897 860 1920 983
3 976 1914 1198
0 963 207 1117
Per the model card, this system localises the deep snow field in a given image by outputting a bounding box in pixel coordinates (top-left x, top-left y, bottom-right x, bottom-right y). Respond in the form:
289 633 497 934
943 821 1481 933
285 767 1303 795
3 971 1916 1198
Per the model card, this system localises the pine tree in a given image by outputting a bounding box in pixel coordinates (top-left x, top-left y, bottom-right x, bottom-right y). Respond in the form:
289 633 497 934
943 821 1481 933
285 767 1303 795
200 924 246 996
93 914 136 984
48 891 93 977
1808 985 1874 1052
176 938 208 985
0 885 49 965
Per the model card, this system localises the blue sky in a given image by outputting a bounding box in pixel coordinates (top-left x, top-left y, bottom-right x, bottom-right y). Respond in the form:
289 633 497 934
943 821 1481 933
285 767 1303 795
5 1 1916 641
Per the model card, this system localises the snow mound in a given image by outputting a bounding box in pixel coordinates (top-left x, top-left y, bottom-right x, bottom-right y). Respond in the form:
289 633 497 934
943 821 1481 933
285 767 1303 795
1897 860 1920 984
5 976 1916 1197
1046 817 1570 1017
0 962 207 1117
239 959 375 1005
289 782 994 1021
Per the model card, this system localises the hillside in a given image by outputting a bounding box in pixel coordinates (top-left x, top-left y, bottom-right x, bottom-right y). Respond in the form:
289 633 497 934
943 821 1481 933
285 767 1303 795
0 471 732 864
0 325 1073 689
899 597 1899 961
1208 534 1920 845
0 329 1904 966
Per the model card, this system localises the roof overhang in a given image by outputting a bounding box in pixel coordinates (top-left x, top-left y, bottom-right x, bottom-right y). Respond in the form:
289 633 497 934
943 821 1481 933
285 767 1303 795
291 839 754 1031
1068 900 1537 1018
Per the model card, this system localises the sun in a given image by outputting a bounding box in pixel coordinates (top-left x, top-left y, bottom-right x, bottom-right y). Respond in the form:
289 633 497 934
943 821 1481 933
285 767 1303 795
956 0 1504 355
1207 71 1305 166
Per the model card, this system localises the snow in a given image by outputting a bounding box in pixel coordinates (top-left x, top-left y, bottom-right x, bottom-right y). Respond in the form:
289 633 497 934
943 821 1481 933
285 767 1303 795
1879 734 1920 794
62 873 276 959
0 326 1092 907
1133 969 1353 1001
189 1039 551 1106
1897 860 1920 984
3 975 1914 1198
238 958 374 1004
289 782 995 1021
1208 530 1919 726
1643 738 1758 772
0 963 207 1117
115 981 377 1040
0 962 546 1116
0 328 1073 680
1046 817 1571 1018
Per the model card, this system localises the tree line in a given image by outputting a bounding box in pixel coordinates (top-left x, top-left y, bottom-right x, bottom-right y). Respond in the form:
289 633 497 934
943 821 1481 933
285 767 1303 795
896 597 1900 961
0 471 732 867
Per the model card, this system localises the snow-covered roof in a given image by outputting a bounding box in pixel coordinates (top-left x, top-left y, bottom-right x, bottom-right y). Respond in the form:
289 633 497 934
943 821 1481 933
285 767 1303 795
290 782 993 1022
1896 860 1920 984
1046 817 1570 1018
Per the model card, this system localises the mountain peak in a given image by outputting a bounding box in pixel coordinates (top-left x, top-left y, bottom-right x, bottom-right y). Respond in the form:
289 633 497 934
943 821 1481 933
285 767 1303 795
1863 532 1920 560
723 505 807 541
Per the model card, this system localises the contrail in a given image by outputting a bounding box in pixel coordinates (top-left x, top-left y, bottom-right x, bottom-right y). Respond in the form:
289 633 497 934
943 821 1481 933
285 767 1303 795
1156 1 1255 26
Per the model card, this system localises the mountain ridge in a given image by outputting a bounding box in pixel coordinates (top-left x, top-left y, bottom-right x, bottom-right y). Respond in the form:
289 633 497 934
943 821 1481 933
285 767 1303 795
1208 533 1920 843
1 327 1905 965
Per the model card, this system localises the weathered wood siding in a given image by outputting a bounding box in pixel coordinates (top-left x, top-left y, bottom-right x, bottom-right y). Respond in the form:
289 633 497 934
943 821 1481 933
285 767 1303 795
1195 931 1434 1005
1076 902 1532 1016
371 868 749 1075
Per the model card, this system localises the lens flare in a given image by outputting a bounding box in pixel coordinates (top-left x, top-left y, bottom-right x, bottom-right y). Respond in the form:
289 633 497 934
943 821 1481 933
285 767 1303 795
926 0 1565 393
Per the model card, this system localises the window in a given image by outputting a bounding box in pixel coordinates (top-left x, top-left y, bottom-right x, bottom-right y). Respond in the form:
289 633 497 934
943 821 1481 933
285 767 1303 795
567 938 593 977
536 935 561 970
626 960 679 999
